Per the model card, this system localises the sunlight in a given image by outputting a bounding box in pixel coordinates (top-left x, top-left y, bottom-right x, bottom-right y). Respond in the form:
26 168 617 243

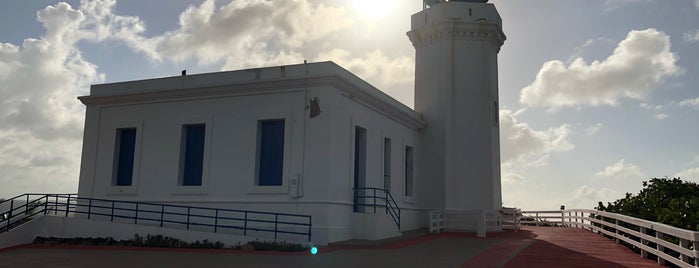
353 0 397 19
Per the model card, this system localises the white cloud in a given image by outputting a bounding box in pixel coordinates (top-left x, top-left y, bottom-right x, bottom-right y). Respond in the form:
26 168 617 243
315 49 414 106
568 185 618 208
502 170 524 184
500 110 574 167
640 103 669 120
653 113 669 120
685 30 699 43
0 2 108 198
675 167 699 181
520 29 680 110
595 159 645 178
679 97 699 109
152 0 353 68
585 123 603 136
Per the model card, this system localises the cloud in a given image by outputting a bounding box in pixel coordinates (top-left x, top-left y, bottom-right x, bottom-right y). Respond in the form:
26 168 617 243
675 167 699 181
0 2 109 197
151 0 353 68
315 49 414 105
585 123 603 136
653 113 669 120
568 185 618 208
500 110 574 166
519 29 680 110
640 103 670 120
679 97 699 109
595 159 645 178
685 30 699 43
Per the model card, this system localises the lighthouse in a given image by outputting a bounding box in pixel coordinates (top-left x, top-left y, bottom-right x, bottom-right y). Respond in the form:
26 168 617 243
408 0 505 212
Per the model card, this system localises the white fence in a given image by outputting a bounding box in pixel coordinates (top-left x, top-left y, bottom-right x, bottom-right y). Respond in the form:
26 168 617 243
429 209 513 237
522 209 699 268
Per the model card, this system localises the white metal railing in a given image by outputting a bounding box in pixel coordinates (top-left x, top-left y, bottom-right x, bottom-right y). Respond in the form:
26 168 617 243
429 210 445 233
501 207 521 230
521 209 699 268
429 209 504 237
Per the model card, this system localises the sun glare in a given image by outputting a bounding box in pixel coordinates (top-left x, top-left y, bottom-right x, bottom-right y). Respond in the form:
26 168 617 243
353 0 397 19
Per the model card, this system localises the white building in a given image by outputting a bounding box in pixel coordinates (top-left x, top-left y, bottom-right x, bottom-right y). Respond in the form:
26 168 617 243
76 0 505 245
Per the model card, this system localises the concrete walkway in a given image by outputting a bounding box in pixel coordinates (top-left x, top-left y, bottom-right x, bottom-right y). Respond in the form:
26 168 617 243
0 227 662 268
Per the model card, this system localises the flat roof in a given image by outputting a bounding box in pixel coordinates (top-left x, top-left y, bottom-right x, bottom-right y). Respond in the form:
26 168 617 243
81 61 425 130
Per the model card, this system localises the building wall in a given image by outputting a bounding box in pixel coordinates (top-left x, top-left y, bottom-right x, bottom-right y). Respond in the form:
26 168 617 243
77 71 424 244
409 1 505 212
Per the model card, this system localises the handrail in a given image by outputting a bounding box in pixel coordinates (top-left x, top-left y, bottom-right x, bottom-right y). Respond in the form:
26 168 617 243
354 187 401 229
1 193 313 242
1 194 77 233
521 209 699 268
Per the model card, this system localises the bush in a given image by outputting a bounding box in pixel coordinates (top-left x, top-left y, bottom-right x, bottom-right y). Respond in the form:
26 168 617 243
33 235 306 251
597 177 699 231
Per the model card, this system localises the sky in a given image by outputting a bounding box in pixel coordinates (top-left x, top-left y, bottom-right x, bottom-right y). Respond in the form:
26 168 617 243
0 0 698 210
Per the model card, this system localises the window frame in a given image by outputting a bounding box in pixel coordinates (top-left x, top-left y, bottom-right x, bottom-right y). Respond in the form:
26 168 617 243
173 117 213 195
179 123 207 187
248 111 292 194
107 121 143 195
256 119 286 186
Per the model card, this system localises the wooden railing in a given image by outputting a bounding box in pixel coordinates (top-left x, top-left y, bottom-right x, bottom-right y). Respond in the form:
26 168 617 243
521 209 699 267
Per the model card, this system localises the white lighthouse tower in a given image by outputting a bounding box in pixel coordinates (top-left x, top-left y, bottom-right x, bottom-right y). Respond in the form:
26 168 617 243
408 0 505 213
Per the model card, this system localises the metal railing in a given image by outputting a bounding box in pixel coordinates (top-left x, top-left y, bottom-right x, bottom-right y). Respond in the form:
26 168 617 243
521 209 699 267
0 193 76 233
354 187 400 228
1 194 313 242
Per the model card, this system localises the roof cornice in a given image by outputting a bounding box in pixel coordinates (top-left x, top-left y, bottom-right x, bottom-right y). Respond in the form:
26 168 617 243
79 75 426 130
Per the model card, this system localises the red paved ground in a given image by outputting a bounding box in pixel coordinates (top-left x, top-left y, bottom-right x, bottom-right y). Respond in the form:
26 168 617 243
0 227 666 267
501 227 662 268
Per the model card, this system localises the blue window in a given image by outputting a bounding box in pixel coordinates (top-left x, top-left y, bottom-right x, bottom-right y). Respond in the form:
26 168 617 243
180 124 206 186
113 128 137 186
257 119 285 186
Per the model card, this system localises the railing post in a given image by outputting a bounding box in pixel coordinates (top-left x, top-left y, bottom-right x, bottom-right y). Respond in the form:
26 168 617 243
7 200 13 232
25 195 29 215
186 207 191 230
353 188 358 213
88 199 92 219
44 196 49 215
65 195 71 217
110 201 115 222
244 212 248 236
614 219 620 244
679 239 690 264
160 205 164 227
214 209 219 233
54 195 58 214
274 214 279 240
639 227 648 258
308 216 312 242
134 203 139 224
373 188 377 213
560 211 565 227
655 232 666 265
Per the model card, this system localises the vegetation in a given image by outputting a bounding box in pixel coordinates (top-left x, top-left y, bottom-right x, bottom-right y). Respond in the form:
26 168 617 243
33 234 309 251
596 177 699 231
